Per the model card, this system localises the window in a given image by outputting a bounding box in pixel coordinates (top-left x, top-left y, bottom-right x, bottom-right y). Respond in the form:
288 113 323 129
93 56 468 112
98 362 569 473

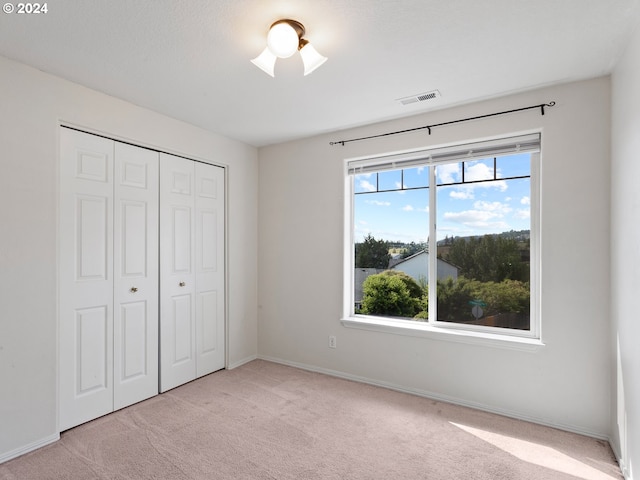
344 133 540 340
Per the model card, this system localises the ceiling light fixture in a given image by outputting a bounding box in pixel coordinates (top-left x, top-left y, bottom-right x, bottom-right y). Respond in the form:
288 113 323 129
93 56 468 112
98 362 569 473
251 19 327 77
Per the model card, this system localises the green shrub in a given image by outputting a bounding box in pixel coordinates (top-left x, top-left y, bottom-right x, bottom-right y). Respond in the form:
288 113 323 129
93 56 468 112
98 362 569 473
360 271 529 322
436 276 529 321
361 270 422 317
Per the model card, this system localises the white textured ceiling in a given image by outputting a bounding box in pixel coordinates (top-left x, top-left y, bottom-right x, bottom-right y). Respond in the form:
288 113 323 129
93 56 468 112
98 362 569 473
1 0 639 147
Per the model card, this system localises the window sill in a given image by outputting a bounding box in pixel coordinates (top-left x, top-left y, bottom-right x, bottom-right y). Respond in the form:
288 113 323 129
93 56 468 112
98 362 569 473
340 315 544 352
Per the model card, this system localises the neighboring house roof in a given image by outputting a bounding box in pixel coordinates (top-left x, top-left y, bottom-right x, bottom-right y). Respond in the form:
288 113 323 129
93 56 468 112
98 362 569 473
390 249 459 270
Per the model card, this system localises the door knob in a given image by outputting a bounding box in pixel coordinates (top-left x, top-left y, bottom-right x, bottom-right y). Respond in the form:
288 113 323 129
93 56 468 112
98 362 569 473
130 287 138 293
179 282 186 287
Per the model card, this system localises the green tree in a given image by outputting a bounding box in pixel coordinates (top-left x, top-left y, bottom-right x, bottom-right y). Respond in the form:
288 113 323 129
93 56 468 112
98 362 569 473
355 234 391 269
436 277 477 320
400 241 428 259
445 234 528 282
361 270 422 317
436 276 529 321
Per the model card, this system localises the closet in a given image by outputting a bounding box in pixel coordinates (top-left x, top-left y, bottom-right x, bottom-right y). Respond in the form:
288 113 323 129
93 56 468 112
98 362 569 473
59 128 225 431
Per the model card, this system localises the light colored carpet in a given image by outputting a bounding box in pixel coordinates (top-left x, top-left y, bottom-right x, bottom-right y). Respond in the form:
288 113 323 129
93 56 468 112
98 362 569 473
0 360 622 479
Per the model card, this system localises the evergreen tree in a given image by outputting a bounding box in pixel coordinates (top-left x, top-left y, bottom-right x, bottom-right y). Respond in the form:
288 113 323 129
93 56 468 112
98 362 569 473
355 234 391 269
400 241 427 259
445 234 528 283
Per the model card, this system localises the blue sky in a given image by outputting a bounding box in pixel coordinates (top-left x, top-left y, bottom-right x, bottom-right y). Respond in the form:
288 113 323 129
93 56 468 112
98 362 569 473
354 153 531 243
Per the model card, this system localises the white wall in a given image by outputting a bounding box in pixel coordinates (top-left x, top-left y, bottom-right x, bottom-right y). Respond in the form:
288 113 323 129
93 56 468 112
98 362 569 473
258 77 612 438
611 21 640 479
0 55 258 461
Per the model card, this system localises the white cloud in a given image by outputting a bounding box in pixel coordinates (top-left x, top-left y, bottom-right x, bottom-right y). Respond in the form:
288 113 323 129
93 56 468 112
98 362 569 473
401 204 428 213
358 179 376 192
473 200 512 215
473 179 508 192
521 196 530 205
444 210 500 223
366 200 391 206
465 162 494 182
443 209 509 230
437 163 461 184
442 181 508 199
443 200 512 230
514 209 530 219
450 189 474 200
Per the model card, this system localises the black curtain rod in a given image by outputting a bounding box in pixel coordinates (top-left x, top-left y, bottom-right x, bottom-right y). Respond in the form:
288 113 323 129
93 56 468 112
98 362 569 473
329 101 556 146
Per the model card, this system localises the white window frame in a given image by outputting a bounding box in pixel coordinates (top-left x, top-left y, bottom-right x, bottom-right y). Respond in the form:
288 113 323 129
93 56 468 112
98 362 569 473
341 133 543 350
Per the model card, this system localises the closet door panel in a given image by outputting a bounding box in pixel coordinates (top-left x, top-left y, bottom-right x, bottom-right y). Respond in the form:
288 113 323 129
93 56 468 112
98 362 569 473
120 301 147 378
76 306 109 393
76 196 109 279
172 294 193 362
198 290 218 354
195 163 225 377
160 154 196 392
172 207 192 272
59 129 114 431
113 142 159 410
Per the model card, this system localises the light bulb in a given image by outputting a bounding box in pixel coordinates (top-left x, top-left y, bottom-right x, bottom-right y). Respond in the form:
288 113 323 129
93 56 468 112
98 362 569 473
267 22 300 58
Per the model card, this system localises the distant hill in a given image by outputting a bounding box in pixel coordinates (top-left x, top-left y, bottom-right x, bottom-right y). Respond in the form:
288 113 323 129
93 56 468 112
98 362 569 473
437 230 530 246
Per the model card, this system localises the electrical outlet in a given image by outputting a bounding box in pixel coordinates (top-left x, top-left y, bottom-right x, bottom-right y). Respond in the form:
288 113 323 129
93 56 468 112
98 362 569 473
328 335 337 349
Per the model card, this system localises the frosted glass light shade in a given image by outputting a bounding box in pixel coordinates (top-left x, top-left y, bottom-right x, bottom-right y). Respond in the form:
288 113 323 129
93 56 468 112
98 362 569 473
300 43 328 75
251 47 277 77
267 22 299 58
251 19 327 76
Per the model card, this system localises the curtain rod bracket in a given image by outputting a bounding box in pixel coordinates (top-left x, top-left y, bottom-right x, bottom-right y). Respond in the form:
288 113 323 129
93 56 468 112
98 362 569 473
541 101 556 116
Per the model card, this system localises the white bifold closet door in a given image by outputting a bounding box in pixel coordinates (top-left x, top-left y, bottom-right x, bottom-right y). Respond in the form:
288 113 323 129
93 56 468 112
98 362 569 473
59 129 159 431
159 154 225 392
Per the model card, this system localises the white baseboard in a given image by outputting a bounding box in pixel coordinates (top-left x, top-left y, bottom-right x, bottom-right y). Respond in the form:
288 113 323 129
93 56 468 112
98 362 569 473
227 354 258 370
257 354 610 441
610 443 632 480
0 433 59 464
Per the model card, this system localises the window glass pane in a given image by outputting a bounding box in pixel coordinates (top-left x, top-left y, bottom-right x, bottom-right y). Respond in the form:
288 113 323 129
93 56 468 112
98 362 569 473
496 153 530 179
436 157 531 330
378 170 402 191
463 158 495 181
402 167 429 189
436 162 462 185
355 173 377 194
353 187 428 319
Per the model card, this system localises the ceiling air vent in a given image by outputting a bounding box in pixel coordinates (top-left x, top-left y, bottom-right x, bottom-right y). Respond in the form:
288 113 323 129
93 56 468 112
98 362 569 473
397 90 441 106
